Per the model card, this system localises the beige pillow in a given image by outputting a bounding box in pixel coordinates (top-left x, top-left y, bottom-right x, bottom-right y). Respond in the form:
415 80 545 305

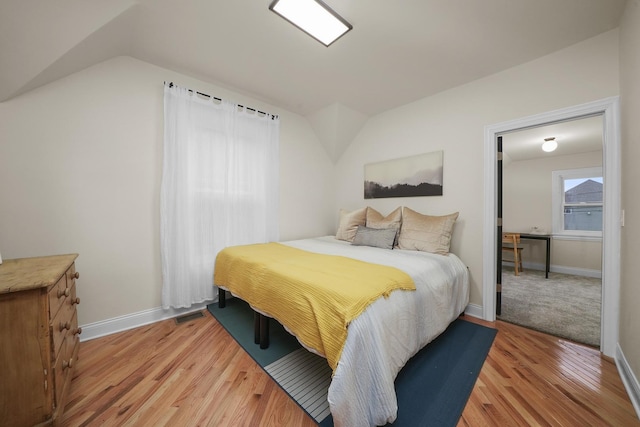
366 207 402 230
398 207 459 255
335 207 367 242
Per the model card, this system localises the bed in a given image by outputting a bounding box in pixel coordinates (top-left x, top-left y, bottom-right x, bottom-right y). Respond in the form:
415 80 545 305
214 233 469 427
214 207 469 427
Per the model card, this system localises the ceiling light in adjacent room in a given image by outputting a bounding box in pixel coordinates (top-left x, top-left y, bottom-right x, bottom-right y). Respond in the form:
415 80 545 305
269 0 352 47
542 137 558 152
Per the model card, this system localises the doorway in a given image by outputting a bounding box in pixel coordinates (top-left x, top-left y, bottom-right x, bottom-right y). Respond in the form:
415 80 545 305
498 116 603 348
482 97 621 357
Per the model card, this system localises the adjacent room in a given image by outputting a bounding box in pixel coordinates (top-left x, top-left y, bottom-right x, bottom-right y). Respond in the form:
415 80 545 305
499 116 604 349
1 1 639 426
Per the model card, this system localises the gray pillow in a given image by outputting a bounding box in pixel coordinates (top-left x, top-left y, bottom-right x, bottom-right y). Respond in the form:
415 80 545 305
351 226 397 250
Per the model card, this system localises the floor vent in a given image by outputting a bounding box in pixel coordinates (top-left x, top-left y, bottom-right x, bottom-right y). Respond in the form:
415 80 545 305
175 310 205 324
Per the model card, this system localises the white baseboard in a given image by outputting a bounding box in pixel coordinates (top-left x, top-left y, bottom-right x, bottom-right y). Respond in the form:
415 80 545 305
79 301 214 342
616 343 640 419
504 261 602 278
464 303 483 319
82 299 485 341
548 264 602 279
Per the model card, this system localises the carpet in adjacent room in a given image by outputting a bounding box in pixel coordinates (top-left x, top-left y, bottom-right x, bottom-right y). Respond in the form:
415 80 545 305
499 267 601 347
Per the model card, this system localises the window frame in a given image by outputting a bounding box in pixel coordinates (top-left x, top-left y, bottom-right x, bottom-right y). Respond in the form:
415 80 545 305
551 166 603 239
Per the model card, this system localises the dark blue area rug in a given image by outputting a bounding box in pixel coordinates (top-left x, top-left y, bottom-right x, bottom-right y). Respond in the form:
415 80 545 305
207 298 496 427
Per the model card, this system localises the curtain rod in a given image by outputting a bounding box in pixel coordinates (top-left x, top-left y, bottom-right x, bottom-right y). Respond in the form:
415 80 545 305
164 81 278 120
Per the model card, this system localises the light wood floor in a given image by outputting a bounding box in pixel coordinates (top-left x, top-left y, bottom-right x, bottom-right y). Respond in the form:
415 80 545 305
61 311 639 427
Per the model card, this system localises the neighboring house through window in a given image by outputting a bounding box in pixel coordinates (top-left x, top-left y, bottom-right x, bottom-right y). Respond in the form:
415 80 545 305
551 167 603 239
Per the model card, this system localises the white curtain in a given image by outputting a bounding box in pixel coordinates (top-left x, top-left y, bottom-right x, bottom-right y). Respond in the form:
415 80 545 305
161 84 280 309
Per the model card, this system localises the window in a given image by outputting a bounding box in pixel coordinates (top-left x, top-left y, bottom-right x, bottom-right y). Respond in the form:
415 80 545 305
551 167 603 238
161 84 280 309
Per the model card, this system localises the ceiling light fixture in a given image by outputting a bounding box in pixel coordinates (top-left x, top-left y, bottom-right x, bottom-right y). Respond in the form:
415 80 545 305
542 137 558 153
269 0 352 47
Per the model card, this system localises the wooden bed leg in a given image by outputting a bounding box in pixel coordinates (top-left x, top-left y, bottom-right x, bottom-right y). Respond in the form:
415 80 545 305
218 287 226 308
260 314 270 349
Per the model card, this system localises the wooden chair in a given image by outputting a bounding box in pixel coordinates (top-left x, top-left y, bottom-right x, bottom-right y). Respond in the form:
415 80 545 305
502 232 524 275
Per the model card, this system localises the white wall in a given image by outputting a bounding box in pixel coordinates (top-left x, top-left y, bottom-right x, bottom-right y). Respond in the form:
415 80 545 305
503 151 603 272
0 56 334 325
334 30 619 307
620 0 640 392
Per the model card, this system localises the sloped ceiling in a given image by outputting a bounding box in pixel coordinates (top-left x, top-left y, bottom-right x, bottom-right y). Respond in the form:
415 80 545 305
0 0 626 161
0 0 137 102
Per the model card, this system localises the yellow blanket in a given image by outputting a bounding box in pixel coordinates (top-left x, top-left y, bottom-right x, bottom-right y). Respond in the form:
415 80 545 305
214 242 415 371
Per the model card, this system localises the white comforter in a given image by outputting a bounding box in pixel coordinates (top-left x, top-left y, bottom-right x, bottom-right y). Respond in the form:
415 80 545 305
281 236 469 427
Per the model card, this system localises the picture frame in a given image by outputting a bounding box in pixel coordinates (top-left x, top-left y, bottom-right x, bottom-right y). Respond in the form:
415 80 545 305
364 150 443 199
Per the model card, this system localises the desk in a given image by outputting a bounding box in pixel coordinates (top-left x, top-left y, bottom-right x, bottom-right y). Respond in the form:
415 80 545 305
518 233 551 278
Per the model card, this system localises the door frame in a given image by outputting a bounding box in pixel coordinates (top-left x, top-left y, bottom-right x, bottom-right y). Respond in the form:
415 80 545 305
482 97 621 357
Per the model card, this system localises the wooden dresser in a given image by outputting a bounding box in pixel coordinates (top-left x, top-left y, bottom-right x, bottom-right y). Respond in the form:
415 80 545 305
0 254 81 426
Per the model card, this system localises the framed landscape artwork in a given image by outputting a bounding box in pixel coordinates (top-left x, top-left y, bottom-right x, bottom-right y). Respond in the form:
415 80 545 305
364 150 443 199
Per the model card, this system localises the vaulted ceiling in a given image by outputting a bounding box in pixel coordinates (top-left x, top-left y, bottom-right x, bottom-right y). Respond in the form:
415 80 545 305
1 0 626 160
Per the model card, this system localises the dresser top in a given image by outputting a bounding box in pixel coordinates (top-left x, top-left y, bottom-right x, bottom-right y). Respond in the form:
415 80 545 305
0 254 78 294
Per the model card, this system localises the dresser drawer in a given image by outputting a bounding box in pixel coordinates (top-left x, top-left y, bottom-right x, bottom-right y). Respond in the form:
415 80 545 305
48 274 68 319
54 324 79 409
66 263 79 290
69 284 82 337
51 283 76 357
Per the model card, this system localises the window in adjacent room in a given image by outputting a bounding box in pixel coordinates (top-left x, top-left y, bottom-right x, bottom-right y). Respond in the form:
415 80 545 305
551 167 603 239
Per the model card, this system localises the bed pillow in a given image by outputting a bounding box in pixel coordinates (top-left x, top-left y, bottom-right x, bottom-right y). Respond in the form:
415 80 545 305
351 226 397 250
366 207 402 246
366 207 402 230
397 208 459 255
335 207 367 242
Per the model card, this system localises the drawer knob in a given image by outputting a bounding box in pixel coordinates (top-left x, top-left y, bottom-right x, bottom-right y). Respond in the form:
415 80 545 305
74 327 83 336
62 358 74 370
71 297 81 305
71 272 80 280
57 288 70 298
59 321 71 331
